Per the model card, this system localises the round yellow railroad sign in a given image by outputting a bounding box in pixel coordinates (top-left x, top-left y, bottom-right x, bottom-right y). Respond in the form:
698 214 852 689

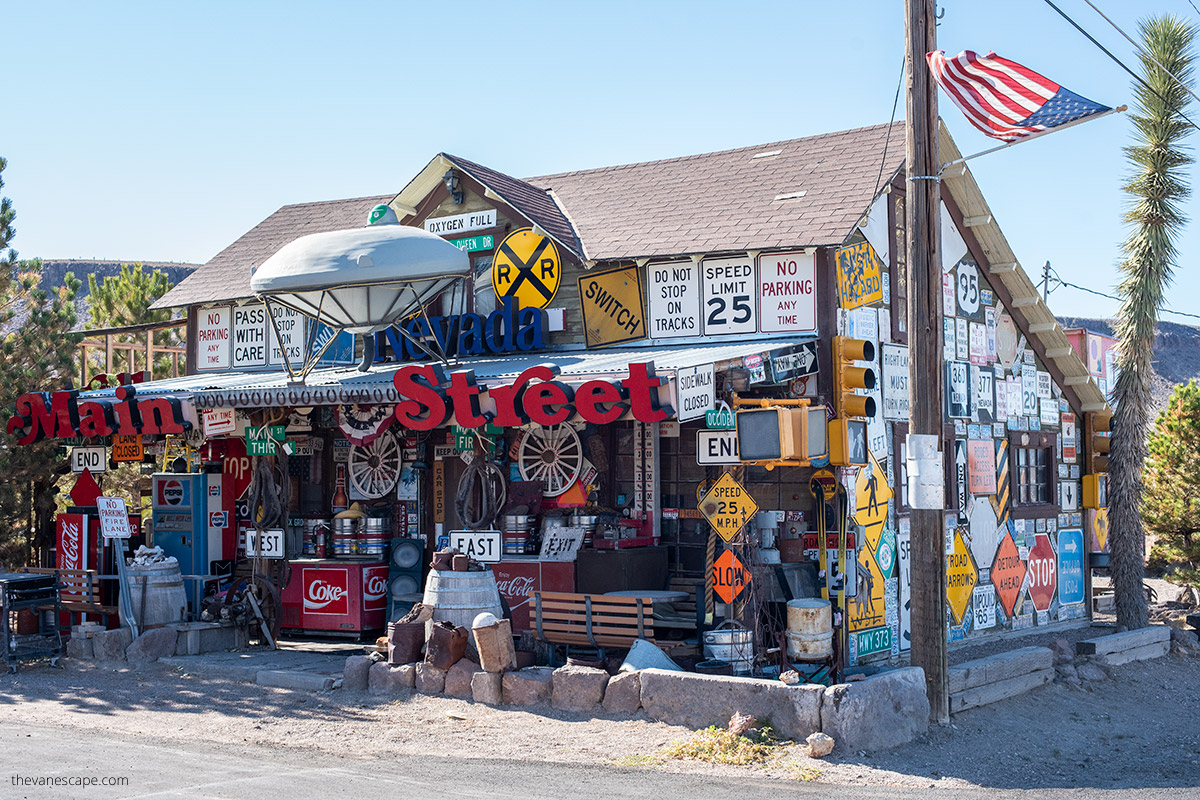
492 228 561 309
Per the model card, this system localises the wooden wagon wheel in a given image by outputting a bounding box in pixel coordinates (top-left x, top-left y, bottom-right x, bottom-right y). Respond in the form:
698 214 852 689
348 429 402 499
518 424 583 497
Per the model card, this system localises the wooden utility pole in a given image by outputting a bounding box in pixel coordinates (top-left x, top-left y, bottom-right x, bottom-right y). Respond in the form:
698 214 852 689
904 0 949 723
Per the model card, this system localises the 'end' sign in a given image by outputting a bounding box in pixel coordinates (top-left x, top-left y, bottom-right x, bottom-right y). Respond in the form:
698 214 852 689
70 446 108 474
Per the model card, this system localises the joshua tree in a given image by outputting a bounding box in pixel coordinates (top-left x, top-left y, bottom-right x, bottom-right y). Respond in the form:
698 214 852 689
1109 15 1196 629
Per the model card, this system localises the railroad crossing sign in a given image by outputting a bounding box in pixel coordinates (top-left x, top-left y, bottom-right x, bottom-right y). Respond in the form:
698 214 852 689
946 528 978 625
713 549 750 604
698 472 758 542
492 227 561 309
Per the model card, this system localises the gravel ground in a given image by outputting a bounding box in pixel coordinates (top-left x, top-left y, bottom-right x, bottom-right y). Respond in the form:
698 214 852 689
1 630 1198 791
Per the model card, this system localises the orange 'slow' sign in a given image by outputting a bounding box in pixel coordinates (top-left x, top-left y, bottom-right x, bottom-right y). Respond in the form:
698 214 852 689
713 550 750 604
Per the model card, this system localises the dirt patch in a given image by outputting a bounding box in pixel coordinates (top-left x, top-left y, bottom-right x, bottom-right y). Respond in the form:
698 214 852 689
1 646 1198 790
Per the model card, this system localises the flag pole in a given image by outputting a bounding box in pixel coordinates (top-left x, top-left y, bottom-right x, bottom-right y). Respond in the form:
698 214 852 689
940 105 1127 171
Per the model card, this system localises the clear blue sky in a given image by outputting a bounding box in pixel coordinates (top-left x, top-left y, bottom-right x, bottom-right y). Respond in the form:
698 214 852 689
5 0 1200 321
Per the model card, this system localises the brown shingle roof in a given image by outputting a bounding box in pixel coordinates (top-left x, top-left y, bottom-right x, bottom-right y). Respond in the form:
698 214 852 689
444 154 585 259
527 121 904 261
152 195 391 309
154 122 903 308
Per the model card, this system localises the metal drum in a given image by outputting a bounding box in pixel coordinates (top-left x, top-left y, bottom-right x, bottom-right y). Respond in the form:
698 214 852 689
785 598 833 661
502 514 533 555
359 516 387 557
570 514 599 547
702 621 755 674
332 518 359 557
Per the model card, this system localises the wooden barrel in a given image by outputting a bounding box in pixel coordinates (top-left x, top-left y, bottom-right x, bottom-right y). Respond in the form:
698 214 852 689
786 598 833 660
421 569 503 630
121 561 187 629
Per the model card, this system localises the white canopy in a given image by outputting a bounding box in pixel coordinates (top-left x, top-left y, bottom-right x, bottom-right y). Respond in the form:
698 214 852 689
250 223 470 335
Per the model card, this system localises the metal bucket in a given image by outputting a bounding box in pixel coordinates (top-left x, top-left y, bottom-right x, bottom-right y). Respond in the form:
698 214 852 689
786 598 833 661
121 561 187 629
702 621 754 674
422 569 504 631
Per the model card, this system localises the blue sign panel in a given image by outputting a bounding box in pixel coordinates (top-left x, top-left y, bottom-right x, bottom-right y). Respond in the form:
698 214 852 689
1057 528 1086 606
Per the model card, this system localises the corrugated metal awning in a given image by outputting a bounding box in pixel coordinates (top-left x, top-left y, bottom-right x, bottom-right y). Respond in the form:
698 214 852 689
79 341 792 410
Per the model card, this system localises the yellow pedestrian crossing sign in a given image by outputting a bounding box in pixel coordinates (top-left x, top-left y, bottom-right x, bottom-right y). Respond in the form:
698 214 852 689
698 473 759 542
492 228 561 309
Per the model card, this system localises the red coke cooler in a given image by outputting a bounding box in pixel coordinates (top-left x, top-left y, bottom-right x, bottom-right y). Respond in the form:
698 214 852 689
281 559 387 635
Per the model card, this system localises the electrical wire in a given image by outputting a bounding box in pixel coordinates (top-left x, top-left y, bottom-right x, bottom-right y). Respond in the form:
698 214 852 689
1082 0 1200 110
1041 0 1200 133
1045 265 1200 320
871 54 907 202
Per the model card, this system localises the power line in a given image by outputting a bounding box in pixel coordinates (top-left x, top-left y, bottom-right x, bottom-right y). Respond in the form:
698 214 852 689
1041 0 1200 133
1045 266 1200 321
871 54 907 202
1082 0 1200 110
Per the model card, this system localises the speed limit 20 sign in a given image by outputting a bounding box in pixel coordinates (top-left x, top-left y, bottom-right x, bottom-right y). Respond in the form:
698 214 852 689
701 257 757 335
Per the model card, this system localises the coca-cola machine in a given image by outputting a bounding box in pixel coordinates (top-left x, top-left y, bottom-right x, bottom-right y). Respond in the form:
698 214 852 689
490 559 575 632
55 509 141 626
280 560 387 636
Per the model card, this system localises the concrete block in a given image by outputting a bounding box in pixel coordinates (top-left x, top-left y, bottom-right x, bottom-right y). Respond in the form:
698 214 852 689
551 664 610 712
65 637 93 660
1095 640 1170 666
257 670 335 692
369 662 416 692
948 646 1053 694
601 670 641 714
950 667 1053 713
1077 626 1170 656
445 659 479 698
820 667 929 751
415 662 446 694
471 671 503 705
638 669 822 740
502 667 554 706
343 655 372 692
92 627 133 661
171 622 240 656
125 628 178 664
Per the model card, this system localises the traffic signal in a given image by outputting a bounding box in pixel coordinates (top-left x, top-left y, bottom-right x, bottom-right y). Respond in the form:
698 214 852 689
832 336 876 418
735 406 828 466
827 418 869 466
1083 410 1111 509
1084 411 1111 474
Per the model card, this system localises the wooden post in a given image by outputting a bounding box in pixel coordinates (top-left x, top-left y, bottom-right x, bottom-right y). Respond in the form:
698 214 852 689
146 329 155 378
905 0 949 723
104 333 114 375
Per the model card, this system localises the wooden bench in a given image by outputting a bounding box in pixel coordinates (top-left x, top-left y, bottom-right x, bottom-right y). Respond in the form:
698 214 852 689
24 568 118 626
534 591 681 661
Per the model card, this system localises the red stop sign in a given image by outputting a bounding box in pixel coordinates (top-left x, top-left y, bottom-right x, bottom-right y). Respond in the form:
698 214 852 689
1027 533 1057 612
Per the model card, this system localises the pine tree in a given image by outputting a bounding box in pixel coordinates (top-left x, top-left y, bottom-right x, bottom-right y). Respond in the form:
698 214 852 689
87 263 181 376
1144 380 1200 601
0 157 81 567
1109 15 1196 629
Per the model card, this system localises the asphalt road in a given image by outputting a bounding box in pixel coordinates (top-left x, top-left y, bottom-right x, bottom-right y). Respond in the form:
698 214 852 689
2 721 1195 800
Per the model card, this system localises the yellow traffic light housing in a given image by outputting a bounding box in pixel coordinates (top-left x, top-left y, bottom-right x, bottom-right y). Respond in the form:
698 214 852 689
832 336 876 419
1085 410 1111 475
827 417 869 466
733 398 827 469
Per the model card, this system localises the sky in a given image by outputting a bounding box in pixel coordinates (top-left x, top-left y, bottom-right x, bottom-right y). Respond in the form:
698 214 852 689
5 0 1200 322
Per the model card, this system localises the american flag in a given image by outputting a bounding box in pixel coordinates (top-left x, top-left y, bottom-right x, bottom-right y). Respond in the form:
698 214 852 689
927 50 1110 142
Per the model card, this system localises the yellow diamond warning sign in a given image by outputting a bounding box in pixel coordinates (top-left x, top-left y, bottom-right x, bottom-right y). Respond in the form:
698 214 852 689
492 228 561 309
699 473 758 542
577 265 646 348
947 528 978 625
